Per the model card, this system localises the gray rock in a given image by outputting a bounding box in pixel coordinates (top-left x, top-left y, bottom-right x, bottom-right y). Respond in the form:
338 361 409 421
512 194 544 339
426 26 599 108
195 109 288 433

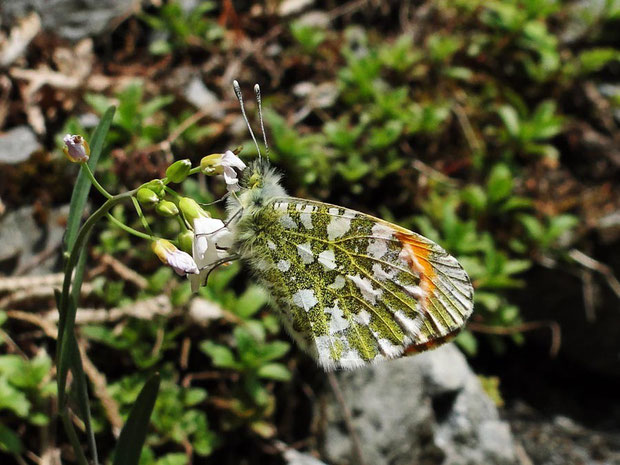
322 344 517 465
0 126 40 164
0 0 135 41
283 449 329 465
0 205 69 275
183 77 224 117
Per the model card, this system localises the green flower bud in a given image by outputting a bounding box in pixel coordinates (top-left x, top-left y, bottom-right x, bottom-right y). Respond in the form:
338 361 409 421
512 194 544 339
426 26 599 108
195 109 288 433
136 187 159 207
178 230 194 254
200 153 224 175
155 200 179 217
178 197 208 224
166 159 192 183
143 179 165 198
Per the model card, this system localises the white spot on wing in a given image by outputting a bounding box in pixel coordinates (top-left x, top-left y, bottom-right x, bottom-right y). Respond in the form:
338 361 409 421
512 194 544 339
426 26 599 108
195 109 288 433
354 309 371 326
329 275 346 290
300 204 314 229
314 335 336 370
277 260 291 272
296 242 314 264
372 263 394 281
327 301 349 334
372 222 396 239
339 350 366 369
403 285 425 300
318 249 337 270
292 289 318 311
280 214 297 229
394 311 423 338
327 216 351 241
377 338 403 358
368 238 388 258
348 274 382 304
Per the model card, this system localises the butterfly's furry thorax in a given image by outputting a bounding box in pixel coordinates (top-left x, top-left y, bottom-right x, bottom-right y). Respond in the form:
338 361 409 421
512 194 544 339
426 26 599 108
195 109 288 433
226 160 287 259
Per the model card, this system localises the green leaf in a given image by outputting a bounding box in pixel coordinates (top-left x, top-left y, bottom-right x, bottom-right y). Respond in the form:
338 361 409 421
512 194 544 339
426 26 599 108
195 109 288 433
503 259 532 276
69 337 99 463
234 285 269 319
200 342 238 369
156 453 189 465
497 105 520 138
486 164 513 204
518 214 545 241
547 214 578 242
256 363 292 381
113 374 161 465
257 341 290 363
183 388 207 407
455 330 477 356
0 377 30 417
0 424 23 455
461 185 487 212
578 48 620 74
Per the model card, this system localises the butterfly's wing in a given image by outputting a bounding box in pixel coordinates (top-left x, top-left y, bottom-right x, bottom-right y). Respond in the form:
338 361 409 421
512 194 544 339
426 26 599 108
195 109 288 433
246 197 474 370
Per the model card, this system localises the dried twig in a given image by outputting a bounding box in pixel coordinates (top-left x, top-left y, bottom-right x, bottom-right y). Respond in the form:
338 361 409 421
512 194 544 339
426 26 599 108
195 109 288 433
326 372 367 465
6 310 57 338
401 141 460 187
43 295 172 324
100 253 148 289
468 321 562 357
568 249 620 299
0 273 64 293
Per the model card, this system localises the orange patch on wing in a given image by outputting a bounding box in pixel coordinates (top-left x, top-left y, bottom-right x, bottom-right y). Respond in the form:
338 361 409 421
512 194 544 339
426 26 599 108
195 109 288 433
395 232 437 292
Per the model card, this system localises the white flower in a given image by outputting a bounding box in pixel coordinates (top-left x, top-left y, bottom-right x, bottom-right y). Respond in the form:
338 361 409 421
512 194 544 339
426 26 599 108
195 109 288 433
200 150 247 193
220 150 246 192
189 216 234 292
63 134 90 163
152 239 199 276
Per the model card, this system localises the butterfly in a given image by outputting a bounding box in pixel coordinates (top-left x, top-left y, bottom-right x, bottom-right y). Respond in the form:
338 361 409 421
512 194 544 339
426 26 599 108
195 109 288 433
223 82 474 371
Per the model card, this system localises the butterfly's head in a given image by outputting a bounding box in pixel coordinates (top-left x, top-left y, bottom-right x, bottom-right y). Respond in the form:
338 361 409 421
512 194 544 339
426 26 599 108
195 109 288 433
229 159 286 213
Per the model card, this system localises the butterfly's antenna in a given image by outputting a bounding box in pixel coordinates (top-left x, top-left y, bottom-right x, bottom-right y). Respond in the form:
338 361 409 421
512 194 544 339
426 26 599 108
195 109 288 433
233 80 262 163
254 84 270 161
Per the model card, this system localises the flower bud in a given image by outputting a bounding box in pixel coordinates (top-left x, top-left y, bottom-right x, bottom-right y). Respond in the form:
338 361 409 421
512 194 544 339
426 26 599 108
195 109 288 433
200 153 224 175
178 230 194 254
155 200 179 217
143 180 165 198
166 159 192 183
178 197 208 224
136 187 159 207
63 134 90 163
152 239 199 276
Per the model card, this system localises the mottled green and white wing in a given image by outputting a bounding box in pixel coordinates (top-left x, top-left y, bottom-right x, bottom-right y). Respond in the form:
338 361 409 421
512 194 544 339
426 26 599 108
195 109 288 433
248 197 474 370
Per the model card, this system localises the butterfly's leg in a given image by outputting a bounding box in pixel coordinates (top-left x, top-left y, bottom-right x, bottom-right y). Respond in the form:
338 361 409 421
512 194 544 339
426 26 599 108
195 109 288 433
200 254 240 286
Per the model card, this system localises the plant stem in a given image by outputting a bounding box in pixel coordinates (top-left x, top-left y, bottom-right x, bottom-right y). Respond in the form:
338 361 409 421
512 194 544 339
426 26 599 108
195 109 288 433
106 213 155 241
81 163 113 200
131 197 155 237
57 190 136 406
60 411 90 465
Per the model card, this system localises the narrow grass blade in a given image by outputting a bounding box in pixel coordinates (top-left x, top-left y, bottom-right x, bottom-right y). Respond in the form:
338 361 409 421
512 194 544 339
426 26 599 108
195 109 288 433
113 374 161 465
69 335 99 465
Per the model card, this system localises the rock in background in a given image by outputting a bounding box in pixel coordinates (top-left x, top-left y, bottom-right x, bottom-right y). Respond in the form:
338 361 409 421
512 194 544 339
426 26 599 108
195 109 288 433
321 344 516 465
